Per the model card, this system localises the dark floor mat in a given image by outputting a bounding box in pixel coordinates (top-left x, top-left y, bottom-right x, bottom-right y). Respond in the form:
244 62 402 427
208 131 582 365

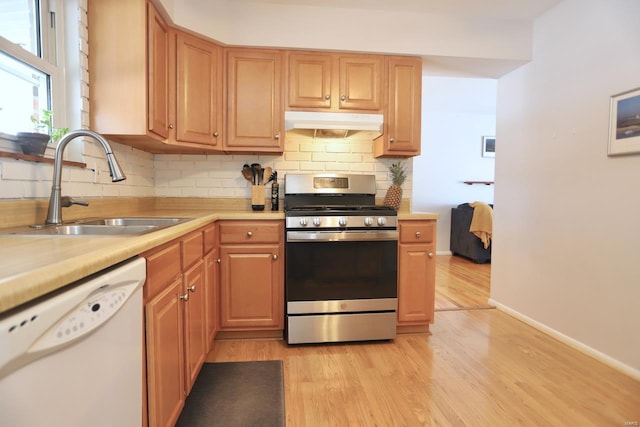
176 360 285 427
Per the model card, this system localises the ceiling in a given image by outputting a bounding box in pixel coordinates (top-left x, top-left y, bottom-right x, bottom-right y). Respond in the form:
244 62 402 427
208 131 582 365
171 0 565 77
246 0 562 21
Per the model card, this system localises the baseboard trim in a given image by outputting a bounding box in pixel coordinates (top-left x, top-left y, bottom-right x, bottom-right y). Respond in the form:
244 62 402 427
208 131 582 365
489 299 640 381
436 250 452 256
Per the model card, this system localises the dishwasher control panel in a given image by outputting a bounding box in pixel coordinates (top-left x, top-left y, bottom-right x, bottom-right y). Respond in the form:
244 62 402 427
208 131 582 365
31 282 139 352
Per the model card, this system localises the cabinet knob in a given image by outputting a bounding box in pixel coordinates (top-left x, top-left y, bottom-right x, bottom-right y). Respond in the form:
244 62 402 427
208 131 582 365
213 131 219 137
325 94 330 100
216 258 221 263
428 252 434 258
273 254 278 260
187 284 196 292
180 292 189 302
415 231 421 238
168 123 174 130
340 95 346 101
274 133 280 140
390 137 395 143
247 231 253 237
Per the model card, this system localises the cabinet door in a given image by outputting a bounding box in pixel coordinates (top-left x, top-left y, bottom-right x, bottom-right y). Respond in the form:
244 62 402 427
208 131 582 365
219 244 283 329
375 56 422 157
225 49 284 152
397 242 435 325
183 260 207 392
338 55 383 111
146 277 185 427
204 248 220 352
287 52 333 109
148 4 171 139
176 32 222 147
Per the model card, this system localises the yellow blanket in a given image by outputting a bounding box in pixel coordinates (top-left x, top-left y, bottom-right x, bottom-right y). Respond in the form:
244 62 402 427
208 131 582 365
469 202 493 249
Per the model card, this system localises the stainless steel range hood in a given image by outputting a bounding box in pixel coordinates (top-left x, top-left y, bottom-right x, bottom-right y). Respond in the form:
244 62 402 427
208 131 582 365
284 111 384 137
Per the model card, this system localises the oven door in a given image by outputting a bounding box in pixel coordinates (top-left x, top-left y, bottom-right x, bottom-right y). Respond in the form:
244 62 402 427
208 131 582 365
285 230 398 309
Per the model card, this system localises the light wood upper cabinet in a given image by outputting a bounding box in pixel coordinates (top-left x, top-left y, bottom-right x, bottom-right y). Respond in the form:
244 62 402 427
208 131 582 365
338 55 383 111
176 32 222 148
225 49 284 153
89 0 166 144
374 56 422 157
287 53 333 109
89 0 221 153
147 4 171 140
287 52 383 112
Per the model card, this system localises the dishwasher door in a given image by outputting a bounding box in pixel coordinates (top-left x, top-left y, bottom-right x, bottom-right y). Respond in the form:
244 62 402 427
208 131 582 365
0 257 146 427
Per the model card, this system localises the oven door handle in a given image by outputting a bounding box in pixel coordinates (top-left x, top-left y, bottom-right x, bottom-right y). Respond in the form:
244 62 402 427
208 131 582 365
287 230 399 242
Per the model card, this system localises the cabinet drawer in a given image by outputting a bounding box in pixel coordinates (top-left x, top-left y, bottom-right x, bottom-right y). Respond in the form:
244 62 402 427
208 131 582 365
399 221 435 243
144 241 181 301
182 230 204 271
219 221 282 244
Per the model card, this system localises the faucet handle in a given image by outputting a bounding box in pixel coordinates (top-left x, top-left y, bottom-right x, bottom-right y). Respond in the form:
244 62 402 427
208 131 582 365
61 196 89 208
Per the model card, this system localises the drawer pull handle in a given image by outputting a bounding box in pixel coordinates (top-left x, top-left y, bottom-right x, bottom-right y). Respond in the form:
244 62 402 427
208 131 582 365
247 231 253 237
428 252 434 258
180 293 189 302
415 231 421 238
273 254 278 260
187 284 196 292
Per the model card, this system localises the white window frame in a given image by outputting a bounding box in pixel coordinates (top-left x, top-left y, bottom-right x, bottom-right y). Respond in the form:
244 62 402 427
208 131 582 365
0 0 67 134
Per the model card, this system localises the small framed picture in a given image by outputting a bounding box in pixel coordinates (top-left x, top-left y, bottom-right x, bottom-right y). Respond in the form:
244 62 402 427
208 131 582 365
482 136 495 158
608 87 640 156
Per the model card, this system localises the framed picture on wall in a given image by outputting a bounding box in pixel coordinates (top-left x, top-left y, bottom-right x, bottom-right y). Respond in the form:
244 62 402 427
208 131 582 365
608 87 640 156
482 136 495 158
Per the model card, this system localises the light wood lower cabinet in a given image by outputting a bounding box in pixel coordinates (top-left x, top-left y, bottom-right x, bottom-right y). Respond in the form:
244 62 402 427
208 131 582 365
203 223 219 353
218 220 284 331
143 227 210 427
145 275 185 427
397 220 436 331
183 260 206 391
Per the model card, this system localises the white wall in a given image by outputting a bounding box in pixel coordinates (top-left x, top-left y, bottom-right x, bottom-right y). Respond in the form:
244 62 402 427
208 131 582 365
412 76 496 253
492 0 640 376
170 0 534 62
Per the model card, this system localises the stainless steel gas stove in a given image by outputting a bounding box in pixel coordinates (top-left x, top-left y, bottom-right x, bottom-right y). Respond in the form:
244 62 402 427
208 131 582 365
284 173 398 344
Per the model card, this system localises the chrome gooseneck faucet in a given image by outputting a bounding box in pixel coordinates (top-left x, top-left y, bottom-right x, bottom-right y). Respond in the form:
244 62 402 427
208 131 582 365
45 129 126 225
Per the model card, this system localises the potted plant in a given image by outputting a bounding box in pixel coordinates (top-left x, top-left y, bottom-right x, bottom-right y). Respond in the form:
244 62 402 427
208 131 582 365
16 109 69 156
383 161 406 211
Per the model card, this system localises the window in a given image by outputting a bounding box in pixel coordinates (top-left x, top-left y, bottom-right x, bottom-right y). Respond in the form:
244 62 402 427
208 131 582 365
0 0 64 136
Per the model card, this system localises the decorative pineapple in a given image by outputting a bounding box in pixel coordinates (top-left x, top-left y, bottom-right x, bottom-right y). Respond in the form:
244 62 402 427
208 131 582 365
383 161 406 210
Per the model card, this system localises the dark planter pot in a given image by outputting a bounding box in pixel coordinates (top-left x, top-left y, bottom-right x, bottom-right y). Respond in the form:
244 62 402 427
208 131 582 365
16 132 51 156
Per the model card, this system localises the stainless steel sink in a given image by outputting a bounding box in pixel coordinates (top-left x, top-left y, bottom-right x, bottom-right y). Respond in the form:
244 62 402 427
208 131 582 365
0 217 192 237
80 218 187 227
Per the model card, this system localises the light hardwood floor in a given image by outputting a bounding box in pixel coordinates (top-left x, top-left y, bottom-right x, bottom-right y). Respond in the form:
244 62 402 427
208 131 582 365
208 255 640 426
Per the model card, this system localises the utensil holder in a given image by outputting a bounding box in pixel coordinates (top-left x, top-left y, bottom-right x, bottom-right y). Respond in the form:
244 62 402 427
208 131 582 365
251 185 265 211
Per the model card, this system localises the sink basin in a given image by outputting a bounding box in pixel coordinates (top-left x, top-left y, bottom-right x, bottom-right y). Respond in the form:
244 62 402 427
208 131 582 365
79 217 187 227
0 217 192 237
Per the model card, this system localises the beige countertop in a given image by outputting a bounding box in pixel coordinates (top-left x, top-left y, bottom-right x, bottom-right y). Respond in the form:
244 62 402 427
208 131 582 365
0 202 438 315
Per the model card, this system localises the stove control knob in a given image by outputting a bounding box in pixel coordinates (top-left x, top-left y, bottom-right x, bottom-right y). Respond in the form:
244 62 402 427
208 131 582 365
364 217 373 226
313 217 322 227
338 217 347 227
377 217 387 227
298 217 308 227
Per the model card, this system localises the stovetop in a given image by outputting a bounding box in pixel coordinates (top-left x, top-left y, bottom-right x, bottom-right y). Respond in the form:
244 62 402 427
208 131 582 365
285 205 396 213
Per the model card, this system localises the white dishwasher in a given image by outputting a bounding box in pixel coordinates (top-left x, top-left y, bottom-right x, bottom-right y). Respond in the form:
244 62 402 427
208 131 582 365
0 257 146 427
